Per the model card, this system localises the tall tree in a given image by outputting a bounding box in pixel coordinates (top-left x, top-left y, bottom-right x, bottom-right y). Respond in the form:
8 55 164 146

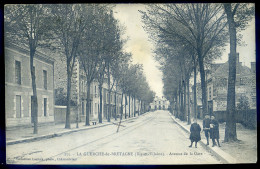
223 3 254 142
103 10 124 122
50 4 89 128
77 5 113 126
97 60 106 123
5 4 52 134
110 51 131 120
140 4 228 117
116 53 132 119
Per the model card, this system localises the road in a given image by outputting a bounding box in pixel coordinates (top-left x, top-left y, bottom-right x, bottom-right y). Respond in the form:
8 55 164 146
6 110 222 164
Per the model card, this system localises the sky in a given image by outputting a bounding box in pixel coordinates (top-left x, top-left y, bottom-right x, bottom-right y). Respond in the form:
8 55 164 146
113 4 256 98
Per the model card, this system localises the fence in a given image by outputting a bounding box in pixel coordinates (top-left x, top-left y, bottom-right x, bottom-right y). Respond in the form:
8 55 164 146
214 109 257 129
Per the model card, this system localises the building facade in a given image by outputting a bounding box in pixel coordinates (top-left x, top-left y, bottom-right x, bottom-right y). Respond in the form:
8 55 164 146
5 43 55 127
67 59 139 122
207 54 256 112
191 53 256 118
150 96 170 111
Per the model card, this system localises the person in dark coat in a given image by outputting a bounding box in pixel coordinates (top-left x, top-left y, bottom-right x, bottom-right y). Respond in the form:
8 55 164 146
203 114 211 145
189 119 201 148
210 115 221 147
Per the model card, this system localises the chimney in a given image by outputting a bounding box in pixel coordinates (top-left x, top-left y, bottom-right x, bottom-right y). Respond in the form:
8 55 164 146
251 62 256 73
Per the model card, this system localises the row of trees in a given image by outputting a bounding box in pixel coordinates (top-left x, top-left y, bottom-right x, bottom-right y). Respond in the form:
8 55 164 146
140 3 254 142
5 4 155 134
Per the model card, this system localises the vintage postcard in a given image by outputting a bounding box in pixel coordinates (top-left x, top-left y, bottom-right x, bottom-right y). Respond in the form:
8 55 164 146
4 3 256 165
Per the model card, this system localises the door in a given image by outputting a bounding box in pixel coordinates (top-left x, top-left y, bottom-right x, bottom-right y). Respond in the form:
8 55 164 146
16 95 21 118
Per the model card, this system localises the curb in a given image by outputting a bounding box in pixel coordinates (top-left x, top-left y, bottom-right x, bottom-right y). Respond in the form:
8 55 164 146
6 123 111 145
168 113 237 164
6 112 150 145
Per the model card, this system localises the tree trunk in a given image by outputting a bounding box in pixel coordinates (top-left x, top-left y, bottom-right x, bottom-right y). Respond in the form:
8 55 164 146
180 81 184 120
30 48 38 134
107 63 111 122
134 96 136 117
198 53 207 118
177 84 181 118
129 95 131 118
187 76 191 125
98 85 103 123
183 79 186 121
116 92 124 133
85 82 91 126
224 3 238 142
193 60 197 120
65 66 71 129
138 100 141 116
174 96 177 117
140 101 142 115
125 94 127 119
114 92 117 121
120 92 124 120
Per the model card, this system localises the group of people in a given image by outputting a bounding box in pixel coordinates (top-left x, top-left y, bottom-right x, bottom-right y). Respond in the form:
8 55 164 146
188 114 221 148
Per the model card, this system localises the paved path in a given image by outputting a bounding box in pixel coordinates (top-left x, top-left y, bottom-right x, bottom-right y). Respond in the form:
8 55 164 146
6 110 222 164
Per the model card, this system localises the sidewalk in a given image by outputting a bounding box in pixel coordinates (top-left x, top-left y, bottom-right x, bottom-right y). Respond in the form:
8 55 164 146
6 113 145 146
169 112 257 164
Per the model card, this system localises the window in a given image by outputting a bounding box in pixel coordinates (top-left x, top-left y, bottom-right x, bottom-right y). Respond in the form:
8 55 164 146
240 78 245 85
44 98 47 116
16 95 21 118
15 60 21 84
43 70 47 90
95 103 98 114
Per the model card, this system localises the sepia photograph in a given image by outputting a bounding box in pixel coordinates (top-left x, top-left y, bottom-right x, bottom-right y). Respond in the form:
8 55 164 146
4 3 257 165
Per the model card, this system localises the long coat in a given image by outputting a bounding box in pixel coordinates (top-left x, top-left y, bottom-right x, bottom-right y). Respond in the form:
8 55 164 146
203 118 211 129
189 123 201 142
210 119 220 139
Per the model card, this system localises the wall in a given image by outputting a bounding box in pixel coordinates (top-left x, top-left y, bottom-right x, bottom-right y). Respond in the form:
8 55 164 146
213 109 256 129
54 106 78 124
5 44 55 127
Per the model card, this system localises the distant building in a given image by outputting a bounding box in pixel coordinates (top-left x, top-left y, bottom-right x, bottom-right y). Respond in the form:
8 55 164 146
150 96 170 110
5 43 55 127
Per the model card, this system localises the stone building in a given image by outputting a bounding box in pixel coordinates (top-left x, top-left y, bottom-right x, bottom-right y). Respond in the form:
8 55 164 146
58 58 138 123
207 54 256 112
5 42 55 127
191 53 256 119
150 96 170 111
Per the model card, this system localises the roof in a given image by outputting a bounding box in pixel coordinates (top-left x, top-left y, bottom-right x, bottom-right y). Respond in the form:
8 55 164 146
5 41 55 64
212 61 252 77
